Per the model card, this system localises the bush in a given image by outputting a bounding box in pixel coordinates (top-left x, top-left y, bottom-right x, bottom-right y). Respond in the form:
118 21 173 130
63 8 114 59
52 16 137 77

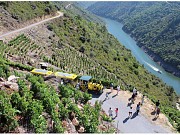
47 24 53 31
101 114 112 122
82 92 92 104
59 85 74 98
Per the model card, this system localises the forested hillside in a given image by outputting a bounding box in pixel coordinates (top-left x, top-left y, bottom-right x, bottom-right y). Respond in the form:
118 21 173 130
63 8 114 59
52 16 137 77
87 1 180 77
0 1 179 133
76 1 96 9
0 1 57 22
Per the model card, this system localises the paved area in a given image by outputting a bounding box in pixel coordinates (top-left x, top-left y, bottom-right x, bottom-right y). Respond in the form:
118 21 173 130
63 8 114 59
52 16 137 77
90 89 171 133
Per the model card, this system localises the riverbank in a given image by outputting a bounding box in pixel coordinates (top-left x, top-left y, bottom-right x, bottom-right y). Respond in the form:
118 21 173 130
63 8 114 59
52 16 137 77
141 46 180 77
121 27 180 78
102 17 180 95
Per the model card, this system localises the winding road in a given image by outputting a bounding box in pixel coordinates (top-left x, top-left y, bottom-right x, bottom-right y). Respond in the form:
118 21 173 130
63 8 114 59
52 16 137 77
90 89 172 133
0 11 63 39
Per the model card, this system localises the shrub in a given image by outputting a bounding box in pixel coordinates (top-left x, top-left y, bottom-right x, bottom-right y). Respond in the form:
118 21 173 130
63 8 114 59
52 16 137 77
82 92 92 104
101 114 112 122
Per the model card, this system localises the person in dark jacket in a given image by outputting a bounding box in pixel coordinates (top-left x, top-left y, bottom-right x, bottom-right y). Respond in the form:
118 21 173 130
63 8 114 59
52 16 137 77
136 102 141 115
110 83 113 93
155 100 160 111
155 108 160 118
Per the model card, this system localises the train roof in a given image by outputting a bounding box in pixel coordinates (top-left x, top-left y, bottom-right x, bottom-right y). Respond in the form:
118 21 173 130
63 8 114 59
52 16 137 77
55 72 77 80
31 69 53 75
79 75 92 81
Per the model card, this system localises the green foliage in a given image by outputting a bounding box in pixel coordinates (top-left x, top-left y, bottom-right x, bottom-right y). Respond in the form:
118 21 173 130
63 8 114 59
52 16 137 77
78 103 100 133
161 106 180 132
105 128 116 133
82 92 92 104
88 1 180 74
29 100 47 133
74 90 83 103
53 118 64 133
2 1 57 22
0 63 10 78
67 103 81 116
59 85 74 98
0 91 19 132
101 114 113 122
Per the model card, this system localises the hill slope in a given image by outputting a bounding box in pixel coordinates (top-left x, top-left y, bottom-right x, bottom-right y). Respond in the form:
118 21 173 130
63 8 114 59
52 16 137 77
87 1 180 77
0 1 179 133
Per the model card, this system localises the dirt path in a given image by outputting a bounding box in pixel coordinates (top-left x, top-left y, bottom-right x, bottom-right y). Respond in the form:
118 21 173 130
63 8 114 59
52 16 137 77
0 11 63 40
90 89 175 133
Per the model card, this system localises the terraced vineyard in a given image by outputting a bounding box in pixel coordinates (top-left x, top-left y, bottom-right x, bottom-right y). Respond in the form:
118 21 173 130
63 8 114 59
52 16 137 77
1 34 119 84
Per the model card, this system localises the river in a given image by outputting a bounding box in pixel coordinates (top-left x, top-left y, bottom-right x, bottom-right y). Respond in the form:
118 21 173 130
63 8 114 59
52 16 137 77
102 17 180 95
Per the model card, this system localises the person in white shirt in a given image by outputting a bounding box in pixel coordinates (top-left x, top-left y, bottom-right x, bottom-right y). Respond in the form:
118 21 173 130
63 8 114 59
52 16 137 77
133 87 137 94
129 106 133 117
61 79 64 85
76 82 80 90
108 107 113 117
141 95 145 105
117 85 120 95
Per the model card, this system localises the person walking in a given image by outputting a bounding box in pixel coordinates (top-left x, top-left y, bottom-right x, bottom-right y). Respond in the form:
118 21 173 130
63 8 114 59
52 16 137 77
155 108 160 118
105 92 109 100
131 93 136 104
133 87 137 95
110 83 113 93
155 100 160 111
117 85 120 95
115 108 118 117
141 95 145 105
61 79 64 85
76 82 80 90
108 107 113 118
129 107 133 117
136 102 141 115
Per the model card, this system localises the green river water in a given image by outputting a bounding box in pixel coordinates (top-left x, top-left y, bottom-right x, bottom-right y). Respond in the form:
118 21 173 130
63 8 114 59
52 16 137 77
102 17 180 95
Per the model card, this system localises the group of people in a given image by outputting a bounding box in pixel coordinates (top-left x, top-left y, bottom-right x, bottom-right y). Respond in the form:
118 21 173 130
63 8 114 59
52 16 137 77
107 85 161 120
128 102 141 117
108 107 119 118
127 88 144 117
129 87 138 104
105 83 120 100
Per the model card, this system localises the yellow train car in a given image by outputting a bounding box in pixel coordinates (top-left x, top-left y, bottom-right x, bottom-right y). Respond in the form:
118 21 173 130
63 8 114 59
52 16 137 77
30 69 53 76
54 72 77 80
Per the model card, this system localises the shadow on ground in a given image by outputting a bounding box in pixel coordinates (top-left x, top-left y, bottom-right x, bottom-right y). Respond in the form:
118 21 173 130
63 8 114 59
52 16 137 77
88 90 102 98
152 117 158 121
112 94 118 98
131 112 138 119
123 117 129 123
151 111 156 115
